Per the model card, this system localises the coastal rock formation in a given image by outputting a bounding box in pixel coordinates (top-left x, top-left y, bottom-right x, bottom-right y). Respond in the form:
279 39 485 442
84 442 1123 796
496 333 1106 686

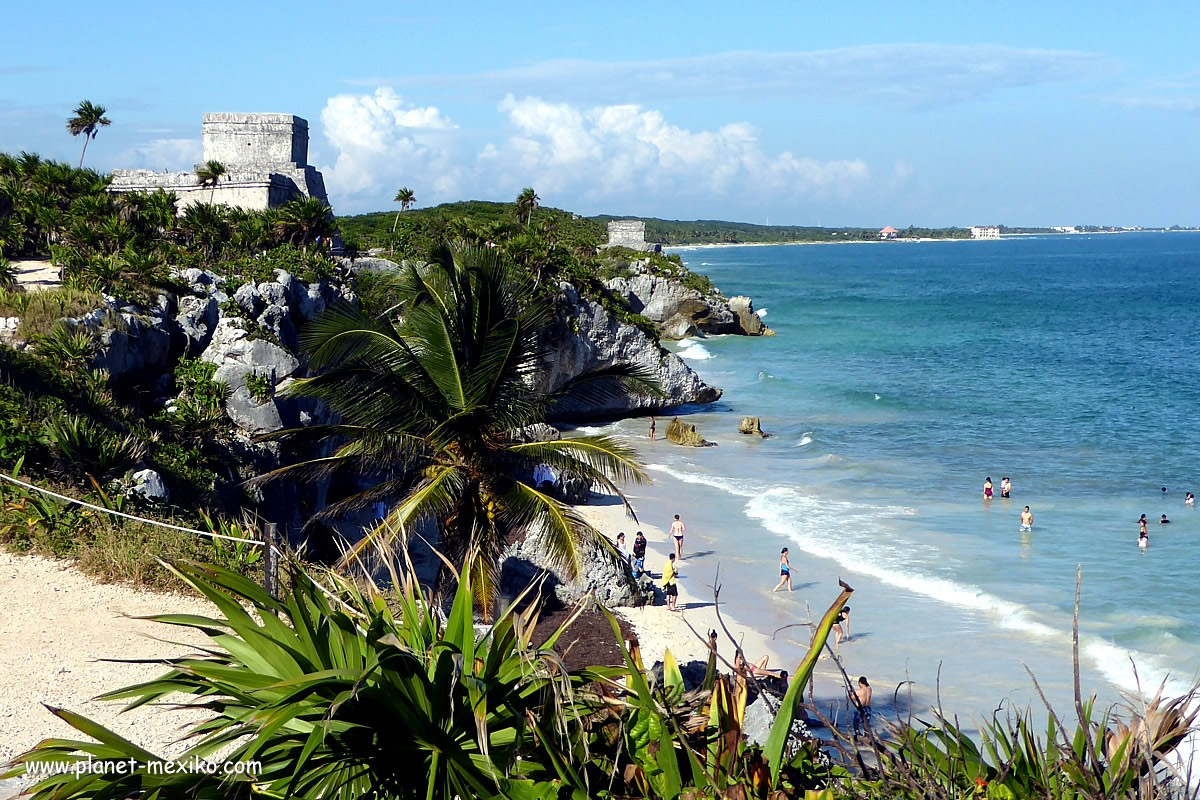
738 416 768 437
499 528 648 608
128 468 169 503
538 283 721 418
604 271 773 340
667 417 709 447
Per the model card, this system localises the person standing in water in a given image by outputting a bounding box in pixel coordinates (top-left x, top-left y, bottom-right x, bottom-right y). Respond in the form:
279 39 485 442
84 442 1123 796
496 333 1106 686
1020 506 1034 532
834 605 851 645
649 417 656 441
1186 492 1195 507
661 553 679 611
670 514 685 561
1139 529 1149 549
772 547 792 592
1000 477 1011 499
983 477 994 500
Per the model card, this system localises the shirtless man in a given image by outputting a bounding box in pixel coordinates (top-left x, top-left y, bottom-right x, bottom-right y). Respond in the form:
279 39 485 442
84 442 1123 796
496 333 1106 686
1000 477 1011 499
851 676 873 738
670 514 685 561
1020 506 1034 532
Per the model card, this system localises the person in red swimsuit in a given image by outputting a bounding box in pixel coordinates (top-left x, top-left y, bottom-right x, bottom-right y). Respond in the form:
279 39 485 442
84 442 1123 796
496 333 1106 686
983 477 994 500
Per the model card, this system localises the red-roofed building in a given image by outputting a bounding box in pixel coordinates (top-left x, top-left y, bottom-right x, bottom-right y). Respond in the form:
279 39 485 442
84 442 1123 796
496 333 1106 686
879 226 899 240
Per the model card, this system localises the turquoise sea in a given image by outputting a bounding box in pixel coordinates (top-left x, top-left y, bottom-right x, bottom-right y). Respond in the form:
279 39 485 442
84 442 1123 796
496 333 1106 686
594 233 1200 724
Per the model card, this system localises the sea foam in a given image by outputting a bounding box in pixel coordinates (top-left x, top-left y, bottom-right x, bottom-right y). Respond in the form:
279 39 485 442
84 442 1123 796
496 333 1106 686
676 339 713 360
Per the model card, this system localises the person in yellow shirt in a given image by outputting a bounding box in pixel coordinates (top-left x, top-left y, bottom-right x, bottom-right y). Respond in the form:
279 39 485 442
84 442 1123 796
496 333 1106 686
661 553 679 611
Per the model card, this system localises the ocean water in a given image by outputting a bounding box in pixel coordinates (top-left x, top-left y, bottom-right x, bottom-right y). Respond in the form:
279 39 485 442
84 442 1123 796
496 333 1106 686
598 234 1200 723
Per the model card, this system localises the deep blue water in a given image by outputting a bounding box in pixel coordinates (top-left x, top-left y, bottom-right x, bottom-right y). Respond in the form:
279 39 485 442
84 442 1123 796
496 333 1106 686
605 233 1200 714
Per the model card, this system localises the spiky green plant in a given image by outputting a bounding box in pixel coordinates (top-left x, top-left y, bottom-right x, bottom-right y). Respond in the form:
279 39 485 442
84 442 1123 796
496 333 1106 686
253 242 657 614
5 555 593 800
42 413 144 480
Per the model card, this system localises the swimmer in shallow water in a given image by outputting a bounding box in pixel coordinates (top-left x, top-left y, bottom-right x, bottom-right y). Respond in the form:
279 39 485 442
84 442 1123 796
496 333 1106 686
1139 530 1149 549
1160 514 1171 524
983 477 994 500
1020 506 1034 532
1001 477 1011 499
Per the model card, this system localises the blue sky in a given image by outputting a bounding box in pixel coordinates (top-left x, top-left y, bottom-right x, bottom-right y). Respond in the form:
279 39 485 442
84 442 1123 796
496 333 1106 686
3 0 1198 226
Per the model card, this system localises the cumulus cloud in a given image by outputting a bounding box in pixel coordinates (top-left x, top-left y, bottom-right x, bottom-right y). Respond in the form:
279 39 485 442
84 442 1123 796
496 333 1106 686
349 44 1113 109
317 88 871 213
482 95 868 203
117 138 202 171
319 87 460 198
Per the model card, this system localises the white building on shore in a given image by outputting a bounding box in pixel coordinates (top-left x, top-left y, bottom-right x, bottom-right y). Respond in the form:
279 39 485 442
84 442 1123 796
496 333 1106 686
970 225 1001 239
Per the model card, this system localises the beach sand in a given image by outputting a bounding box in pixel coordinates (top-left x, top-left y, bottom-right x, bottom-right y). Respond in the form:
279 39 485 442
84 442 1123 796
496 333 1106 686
0 552 211 765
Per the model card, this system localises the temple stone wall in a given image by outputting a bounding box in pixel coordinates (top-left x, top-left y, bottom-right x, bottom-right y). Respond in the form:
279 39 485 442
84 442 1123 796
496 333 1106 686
604 220 659 252
108 113 329 212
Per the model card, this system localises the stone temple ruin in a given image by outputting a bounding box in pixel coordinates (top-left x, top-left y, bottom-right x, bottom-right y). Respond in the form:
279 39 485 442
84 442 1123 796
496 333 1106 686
109 113 329 211
604 220 661 253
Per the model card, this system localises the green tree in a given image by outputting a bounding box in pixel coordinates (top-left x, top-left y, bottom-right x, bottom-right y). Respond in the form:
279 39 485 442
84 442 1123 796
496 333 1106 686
194 160 227 203
391 185 415 235
255 243 653 612
515 186 539 226
276 196 334 251
65 100 111 169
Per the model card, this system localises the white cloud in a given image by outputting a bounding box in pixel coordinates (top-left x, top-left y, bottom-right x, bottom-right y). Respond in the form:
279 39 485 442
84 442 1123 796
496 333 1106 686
317 88 871 214
483 95 868 204
117 138 202 171
349 45 1113 109
319 87 460 198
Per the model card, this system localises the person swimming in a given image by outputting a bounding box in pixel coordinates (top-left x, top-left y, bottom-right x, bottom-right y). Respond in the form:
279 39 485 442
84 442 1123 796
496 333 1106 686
1186 493 1195 507
1160 514 1171 524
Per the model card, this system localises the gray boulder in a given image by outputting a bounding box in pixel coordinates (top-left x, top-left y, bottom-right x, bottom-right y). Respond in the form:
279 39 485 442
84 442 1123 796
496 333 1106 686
729 296 774 336
200 318 302 434
256 303 298 350
128 468 169 503
500 528 647 607
232 283 263 317
175 294 219 355
91 309 173 380
511 424 561 443
661 313 699 340
536 283 721 417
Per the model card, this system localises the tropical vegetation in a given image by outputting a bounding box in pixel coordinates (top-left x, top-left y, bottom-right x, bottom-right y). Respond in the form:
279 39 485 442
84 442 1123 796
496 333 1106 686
65 100 110 169
254 242 655 612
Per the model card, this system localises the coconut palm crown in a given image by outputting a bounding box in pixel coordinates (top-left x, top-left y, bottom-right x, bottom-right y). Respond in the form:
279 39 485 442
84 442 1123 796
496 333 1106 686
65 100 111 169
255 242 654 611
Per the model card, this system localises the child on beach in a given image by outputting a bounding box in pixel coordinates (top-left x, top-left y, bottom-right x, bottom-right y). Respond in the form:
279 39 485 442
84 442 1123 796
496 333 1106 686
661 553 679 611
772 547 792 592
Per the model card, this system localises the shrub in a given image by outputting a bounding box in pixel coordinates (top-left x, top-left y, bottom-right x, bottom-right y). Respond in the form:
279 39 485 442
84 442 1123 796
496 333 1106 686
0 285 104 339
32 323 97 372
42 413 144 481
245 371 272 404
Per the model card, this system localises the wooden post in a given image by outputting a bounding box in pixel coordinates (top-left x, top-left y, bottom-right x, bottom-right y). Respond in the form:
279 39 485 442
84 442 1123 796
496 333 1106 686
263 522 278 599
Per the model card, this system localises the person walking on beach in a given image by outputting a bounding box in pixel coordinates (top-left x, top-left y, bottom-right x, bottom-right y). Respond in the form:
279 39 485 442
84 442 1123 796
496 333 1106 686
851 676 873 739
834 604 851 645
983 477 994 500
1020 506 1034 532
670 514 685 561
649 417 656 441
1000 477 1011 499
661 553 679 611
772 547 792 592
632 531 647 578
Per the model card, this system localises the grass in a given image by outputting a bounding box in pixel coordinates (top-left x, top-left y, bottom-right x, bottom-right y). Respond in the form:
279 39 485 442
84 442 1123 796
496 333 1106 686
0 286 106 338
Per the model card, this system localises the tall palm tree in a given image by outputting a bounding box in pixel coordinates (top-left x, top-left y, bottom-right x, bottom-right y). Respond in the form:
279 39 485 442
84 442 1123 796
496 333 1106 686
391 186 415 234
275 196 334 250
66 101 111 169
195 160 226 203
254 243 655 614
515 187 539 226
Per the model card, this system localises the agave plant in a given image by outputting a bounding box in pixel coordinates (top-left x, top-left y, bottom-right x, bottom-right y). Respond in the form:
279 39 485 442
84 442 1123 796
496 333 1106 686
42 413 144 481
6 555 595 800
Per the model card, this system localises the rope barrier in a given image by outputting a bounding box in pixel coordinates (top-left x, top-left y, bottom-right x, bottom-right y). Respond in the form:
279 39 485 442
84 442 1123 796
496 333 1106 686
0 472 263 545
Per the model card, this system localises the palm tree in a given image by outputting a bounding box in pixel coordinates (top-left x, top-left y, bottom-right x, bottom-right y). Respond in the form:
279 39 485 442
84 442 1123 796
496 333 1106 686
66 100 111 169
515 187 539 226
253 243 655 614
195 160 226 203
275 196 334 250
391 186 415 235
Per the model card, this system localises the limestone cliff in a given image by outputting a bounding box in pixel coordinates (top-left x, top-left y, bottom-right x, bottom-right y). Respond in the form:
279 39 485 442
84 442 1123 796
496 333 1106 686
536 282 721 419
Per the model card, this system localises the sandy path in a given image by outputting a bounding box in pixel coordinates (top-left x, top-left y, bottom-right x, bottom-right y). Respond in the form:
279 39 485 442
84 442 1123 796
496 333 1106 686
9 260 60 293
0 552 213 765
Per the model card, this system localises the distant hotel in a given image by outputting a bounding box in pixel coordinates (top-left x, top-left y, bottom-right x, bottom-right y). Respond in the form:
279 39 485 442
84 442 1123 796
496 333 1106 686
970 226 1001 239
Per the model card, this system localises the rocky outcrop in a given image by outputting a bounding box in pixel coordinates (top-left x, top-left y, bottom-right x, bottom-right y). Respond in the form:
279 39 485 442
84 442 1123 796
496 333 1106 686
537 283 721 418
499 528 649 607
667 417 709 447
738 416 768 437
604 267 773 340
200 318 303 434
729 296 774 336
